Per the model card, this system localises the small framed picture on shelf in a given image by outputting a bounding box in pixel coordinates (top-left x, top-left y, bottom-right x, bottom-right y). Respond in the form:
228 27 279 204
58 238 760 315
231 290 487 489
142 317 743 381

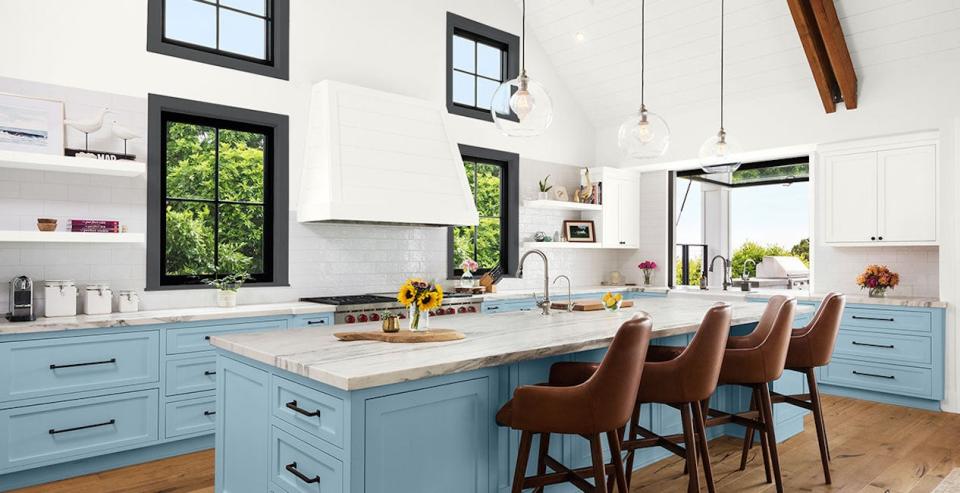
0 93 64 155
563 220 596 243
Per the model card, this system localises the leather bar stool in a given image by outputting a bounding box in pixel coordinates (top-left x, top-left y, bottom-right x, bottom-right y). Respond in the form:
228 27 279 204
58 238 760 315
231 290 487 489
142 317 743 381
739 292 845 484
496 316 652 493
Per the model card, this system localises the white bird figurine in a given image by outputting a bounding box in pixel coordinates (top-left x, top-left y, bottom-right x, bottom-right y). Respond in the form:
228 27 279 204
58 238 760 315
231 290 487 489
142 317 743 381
65 107 110 151
110 120 141 155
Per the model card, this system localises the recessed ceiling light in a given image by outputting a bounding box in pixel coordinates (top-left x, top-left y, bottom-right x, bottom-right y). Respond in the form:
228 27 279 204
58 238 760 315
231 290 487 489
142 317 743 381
575 32 585 42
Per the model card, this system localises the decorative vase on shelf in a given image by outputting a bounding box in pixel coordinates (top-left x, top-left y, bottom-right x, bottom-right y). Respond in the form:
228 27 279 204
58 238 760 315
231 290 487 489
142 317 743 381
643 270 654 287
459 271 474 289
868 287 886 298
409 305 430 331
537 191 549 200
217 289 237 308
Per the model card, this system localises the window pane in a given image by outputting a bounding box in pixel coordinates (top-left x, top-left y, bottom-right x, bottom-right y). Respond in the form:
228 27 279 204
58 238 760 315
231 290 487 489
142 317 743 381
463 161 475 190
452 225 474 269
475 78 499 110
218 204 264 275
475 163 501 217
165 201 214 276
219 9 267 59
220 0 266 16
452 72 475 107
477 218 501 269
164 0 217 48
166 122 216 200
218 128 265 203
452 35 475 72
476 43 502 80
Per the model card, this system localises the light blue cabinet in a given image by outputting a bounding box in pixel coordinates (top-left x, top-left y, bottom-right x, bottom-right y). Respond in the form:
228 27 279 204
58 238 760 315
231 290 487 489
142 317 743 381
165 395 217 439
271 375 345 449
216 356 271 493
271 426 343 493
165 355 218 396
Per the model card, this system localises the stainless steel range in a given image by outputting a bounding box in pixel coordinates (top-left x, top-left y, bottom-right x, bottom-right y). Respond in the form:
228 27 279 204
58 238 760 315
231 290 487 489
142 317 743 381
300 293 482 325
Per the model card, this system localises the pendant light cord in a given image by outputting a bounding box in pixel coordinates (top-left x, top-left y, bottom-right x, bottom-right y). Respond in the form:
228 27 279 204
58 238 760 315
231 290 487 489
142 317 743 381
641 0 645 106
522 0 527 72
720 0 725 130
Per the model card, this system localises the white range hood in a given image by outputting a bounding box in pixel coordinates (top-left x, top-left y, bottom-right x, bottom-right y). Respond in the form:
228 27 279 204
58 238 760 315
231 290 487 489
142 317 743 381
297 81 479 227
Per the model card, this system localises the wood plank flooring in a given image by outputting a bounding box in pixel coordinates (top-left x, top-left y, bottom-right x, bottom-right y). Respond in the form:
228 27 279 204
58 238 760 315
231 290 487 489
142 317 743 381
13 395 960 493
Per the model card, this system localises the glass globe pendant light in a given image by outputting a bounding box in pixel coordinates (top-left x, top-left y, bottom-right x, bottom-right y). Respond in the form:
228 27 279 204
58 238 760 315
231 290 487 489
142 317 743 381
491 0 553 137
699 0 742 174
618 0 670 158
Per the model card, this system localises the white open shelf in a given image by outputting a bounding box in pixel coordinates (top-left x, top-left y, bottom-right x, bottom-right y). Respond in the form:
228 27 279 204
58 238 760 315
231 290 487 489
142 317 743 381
0 150 146 177
522 199 602 212
0 231 145 244
523 241 637 250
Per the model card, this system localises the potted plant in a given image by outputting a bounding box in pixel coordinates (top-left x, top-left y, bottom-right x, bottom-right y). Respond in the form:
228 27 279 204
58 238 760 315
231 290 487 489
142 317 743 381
380 311 401 333
204 273 251 308
396 278 443 331
538 175 553 200
638 260 658 286
856 264 899 298
459 258 479 288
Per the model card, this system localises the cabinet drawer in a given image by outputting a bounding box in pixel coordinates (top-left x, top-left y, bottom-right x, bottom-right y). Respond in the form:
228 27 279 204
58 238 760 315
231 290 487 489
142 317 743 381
165 319 287 355
272 376 344 448
0 332 159 402
290 314 334 329
165 396 216 439
271 426 343 493
165 356 217 396
842 307 931 333
833 330 932 366
0 389 158 471
820 359 933 398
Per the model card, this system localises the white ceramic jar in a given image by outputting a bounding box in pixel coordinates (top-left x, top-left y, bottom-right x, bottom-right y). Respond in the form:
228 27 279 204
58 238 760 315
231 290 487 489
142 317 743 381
117 290 140 313
83 284 112 315
44 280 77 317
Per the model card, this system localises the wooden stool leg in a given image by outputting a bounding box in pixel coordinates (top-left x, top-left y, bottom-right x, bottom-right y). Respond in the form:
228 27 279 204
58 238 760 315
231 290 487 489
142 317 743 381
680 403 701 493
692 401 716 493
624 404 641 489
758 384 784 493
589 434 608 493
806 368 832 484
513 431 533 493
607 429 629 493
739 387 758 471
532 433 551 493
754 388 773 484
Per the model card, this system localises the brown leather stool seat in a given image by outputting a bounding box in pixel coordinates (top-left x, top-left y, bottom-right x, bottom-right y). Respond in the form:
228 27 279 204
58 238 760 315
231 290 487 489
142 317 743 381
739 292 845 484
496 316 652 493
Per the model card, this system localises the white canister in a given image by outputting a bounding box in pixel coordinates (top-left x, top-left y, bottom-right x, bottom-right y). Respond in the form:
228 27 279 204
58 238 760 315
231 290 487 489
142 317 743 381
83 284 113 315
117 290 140 313
44 280 78 317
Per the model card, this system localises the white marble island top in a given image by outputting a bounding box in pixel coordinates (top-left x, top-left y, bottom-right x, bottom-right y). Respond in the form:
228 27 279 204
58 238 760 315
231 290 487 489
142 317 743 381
211 297 813 391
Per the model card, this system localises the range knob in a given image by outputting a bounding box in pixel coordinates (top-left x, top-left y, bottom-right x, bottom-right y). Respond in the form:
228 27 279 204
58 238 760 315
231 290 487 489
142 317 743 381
433 310 443 316
370 313 381 321
458 306 467 314
445 308 455 315
358 314 368 323
467 306 477 313
344 315 356 324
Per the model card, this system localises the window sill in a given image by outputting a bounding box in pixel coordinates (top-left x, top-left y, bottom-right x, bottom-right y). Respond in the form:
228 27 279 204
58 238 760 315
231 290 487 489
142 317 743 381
145 282 290 292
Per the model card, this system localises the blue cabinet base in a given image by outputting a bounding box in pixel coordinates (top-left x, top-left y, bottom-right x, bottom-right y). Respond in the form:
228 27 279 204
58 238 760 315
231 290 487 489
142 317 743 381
819 383 941 412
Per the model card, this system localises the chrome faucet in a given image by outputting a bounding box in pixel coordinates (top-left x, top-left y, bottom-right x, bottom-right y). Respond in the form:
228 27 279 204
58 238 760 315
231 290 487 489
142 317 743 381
741 258 757 292
709 255 732 291
553 275 573 312
518 249 551 315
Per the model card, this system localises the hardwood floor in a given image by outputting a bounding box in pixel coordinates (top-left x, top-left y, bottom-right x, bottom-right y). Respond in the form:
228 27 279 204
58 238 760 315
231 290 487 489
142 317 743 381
13 395 960 493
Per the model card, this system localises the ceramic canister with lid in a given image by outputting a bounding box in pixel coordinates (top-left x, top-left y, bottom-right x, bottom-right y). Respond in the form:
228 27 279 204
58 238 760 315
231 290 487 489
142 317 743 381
117 290 140 313
83 284 113 315
44 280 77 317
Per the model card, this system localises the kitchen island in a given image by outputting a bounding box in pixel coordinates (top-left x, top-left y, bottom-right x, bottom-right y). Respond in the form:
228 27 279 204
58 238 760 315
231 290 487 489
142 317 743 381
210 295 814 493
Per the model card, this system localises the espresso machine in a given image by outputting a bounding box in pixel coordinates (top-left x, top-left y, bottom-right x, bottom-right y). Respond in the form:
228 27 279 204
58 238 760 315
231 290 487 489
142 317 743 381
8 276 35 322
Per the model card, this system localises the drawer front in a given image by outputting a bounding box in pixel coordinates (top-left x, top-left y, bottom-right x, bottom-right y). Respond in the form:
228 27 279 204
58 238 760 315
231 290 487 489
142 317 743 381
165 396 216 439
0 332 159 402
0 389 158 471
165 319 287 355
820 358 933 398
290 314 334 329
834 330 932 366
271 426 343 493
165 356 217 396
272 376 344 448
842 307 932 333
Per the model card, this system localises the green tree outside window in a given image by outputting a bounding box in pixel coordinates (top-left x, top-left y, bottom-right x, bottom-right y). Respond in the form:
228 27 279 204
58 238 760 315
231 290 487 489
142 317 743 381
453 160 503 273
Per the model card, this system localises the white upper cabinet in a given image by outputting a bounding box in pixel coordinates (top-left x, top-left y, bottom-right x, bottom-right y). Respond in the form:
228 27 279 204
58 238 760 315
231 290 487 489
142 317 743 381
593 167 640 248
822 133 938 246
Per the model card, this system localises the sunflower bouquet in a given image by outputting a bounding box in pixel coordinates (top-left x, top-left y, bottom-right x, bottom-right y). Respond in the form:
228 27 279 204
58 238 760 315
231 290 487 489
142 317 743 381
396 279 444 331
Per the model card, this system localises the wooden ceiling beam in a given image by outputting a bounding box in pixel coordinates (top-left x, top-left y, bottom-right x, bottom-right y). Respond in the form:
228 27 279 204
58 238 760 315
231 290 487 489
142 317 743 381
787 0 839 113
809 0 858 109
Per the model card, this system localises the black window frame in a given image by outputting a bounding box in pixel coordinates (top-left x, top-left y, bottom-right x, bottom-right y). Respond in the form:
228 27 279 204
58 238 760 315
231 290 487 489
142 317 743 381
147 94 289 290
446 12 520 122
447 145 519 279
147 0 290 80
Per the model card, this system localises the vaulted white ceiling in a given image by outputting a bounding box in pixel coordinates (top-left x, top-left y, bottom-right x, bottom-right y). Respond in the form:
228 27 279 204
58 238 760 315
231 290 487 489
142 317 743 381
520 0 960 128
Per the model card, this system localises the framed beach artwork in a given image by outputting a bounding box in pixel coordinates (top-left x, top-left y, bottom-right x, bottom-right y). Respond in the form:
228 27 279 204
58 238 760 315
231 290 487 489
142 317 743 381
0 93 64 155
563 220 596 243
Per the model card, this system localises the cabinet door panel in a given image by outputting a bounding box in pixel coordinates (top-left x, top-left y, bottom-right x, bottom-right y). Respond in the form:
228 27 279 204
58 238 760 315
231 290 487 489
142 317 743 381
601 180 621 246
620 178 640 247
826 152 878 243
878 145 937 243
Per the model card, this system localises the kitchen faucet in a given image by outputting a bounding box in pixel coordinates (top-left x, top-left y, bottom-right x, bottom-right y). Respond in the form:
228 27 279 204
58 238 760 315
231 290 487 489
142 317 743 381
518 249 551 315
741 258 757 292
553 275 573 312
709 255 732 291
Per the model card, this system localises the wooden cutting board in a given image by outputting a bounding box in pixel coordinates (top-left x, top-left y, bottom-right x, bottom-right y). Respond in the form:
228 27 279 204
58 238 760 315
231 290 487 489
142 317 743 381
550 300 635 312
334 329 465 343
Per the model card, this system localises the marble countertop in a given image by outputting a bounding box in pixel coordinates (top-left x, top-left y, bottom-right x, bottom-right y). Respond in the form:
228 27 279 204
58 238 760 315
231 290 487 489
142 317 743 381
666 287 946 308
473 284 644 302
0 302 337 336
211 296 813 391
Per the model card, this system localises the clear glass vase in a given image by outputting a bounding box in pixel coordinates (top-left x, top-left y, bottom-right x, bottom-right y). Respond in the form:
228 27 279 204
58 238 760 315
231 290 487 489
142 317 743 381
409 305 430 331
868 287 887 298
643 270 654 286
459 271 474 289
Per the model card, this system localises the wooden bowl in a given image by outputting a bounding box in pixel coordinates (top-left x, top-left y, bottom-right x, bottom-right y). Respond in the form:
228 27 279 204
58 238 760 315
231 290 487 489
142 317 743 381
37 219 57 232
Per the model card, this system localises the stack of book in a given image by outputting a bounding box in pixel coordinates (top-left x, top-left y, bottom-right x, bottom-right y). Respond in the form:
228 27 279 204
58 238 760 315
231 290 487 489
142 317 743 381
70 219 120 233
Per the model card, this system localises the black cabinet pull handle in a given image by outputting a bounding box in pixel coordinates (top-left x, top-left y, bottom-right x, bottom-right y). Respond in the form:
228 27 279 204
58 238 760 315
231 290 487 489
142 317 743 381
204 410 216 416
285 462 320 484
870 236 876 240
852 370 895 380
487 306 499 310
285 400 320 417
204 336 211 340
204 370 217 376
851 315 895 322
50 358 117 370
852 341 895 349
49 418 116 435
878 236 884 240
307 320 327 325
